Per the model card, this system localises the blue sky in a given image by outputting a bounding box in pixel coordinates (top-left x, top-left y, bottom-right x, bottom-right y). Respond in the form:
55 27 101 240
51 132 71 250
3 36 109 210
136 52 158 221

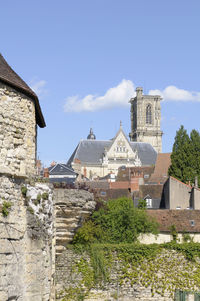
1 0 200 166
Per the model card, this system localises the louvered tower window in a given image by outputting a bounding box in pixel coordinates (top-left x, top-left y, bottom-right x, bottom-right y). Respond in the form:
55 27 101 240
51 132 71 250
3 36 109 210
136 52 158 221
146 104 152 124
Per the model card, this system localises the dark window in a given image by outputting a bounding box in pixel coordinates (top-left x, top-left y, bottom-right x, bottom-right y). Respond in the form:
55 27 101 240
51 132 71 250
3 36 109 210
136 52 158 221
146 104 152 124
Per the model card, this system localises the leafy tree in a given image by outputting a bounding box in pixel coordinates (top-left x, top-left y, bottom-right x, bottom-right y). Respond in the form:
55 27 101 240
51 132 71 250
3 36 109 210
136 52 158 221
168 125 192 183
73 197 158 244
188 129 200 184
169 126 200 185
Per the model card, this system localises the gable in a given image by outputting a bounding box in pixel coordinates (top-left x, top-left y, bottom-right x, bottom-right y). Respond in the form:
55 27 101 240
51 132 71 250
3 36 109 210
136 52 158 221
107 129 136 159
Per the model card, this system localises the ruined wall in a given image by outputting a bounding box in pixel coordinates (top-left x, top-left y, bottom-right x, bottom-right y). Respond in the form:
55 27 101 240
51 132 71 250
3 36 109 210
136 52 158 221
53 189 96 255
0 174 54 301
0 82 36 177
55 248 198 301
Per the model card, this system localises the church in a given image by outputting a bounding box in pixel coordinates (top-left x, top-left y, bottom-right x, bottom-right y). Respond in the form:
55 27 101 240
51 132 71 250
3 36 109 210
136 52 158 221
67 87 162 179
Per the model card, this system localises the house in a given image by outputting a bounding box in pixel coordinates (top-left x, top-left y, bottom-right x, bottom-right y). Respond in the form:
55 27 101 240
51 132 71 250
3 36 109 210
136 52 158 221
45 163 78 184
139 209 200 244
162 176 200 210
0 54 45 177
67 123 157 179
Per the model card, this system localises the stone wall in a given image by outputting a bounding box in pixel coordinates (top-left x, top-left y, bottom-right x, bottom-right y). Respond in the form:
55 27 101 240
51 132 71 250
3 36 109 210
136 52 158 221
0 82 36 177
55 248 198 301
53 189 96 255
0 174 54 301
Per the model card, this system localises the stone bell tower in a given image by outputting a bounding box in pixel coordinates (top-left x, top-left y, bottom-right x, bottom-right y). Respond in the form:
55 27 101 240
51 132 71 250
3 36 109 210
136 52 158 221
129 87 163 153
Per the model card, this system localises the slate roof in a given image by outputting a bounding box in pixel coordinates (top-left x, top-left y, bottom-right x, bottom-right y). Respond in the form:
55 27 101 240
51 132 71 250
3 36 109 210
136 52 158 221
67 140 157 166
49 163 77 176
0 54 45 128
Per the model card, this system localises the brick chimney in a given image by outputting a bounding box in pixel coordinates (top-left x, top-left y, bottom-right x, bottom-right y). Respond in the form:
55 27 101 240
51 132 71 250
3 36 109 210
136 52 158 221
43 168 49 178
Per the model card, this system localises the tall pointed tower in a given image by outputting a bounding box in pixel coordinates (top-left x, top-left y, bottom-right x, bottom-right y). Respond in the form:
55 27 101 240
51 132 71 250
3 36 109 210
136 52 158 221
129 87 163 153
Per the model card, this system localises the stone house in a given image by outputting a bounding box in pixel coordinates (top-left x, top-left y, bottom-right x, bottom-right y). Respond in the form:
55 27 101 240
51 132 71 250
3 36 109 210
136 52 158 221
0 55 54 301
140 209 200 244
0 54 45 177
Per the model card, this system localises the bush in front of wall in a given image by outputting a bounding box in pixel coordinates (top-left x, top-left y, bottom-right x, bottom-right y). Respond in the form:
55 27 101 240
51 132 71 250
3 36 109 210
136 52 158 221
21 186 27 197
42 192 49 200
2 201 12 217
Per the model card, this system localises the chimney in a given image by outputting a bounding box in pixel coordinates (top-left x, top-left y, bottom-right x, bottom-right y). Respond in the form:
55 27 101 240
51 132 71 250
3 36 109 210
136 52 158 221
43 168 49 178
51 161 56 167
136 87 143 98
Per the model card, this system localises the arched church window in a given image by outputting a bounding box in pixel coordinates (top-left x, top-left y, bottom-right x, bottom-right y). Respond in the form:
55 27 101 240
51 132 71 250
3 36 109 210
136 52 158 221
146 104 152 124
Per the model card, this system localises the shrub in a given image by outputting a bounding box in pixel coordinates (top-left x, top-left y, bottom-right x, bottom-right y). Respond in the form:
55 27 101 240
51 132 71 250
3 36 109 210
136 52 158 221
73 197 158 244
42 192 49 200
2 201 12 217
21 186 27 197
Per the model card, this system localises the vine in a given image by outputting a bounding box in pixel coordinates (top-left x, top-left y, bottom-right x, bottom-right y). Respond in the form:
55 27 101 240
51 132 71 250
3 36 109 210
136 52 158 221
60 243 200 300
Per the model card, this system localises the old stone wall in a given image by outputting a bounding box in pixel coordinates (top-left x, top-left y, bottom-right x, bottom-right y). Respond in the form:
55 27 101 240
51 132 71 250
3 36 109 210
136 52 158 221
0 82 36 177
53 189 96 255
55 248 198 301
0 174 54 301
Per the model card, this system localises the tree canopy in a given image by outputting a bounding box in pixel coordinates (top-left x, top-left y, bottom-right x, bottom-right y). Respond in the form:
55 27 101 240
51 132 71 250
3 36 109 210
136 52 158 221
168 125 200 185
72 197 158 244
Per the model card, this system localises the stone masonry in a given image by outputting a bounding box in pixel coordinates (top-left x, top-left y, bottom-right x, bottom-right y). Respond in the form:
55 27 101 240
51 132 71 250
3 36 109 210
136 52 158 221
0 82 37 177
54 189 96 255
0 175 54 301
129 87 163 153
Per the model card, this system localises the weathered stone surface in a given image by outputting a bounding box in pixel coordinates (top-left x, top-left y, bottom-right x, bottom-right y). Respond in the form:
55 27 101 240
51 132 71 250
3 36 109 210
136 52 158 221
0 175 54 301
0 83 36 177
54 189 95 255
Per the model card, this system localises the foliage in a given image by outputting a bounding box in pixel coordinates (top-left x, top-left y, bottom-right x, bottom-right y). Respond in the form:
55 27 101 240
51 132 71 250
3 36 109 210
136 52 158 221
138 199 147 209
169 126 200 185
73 220 104 245
66 242 200 300
42 192 49 200
2 201 12 217
27 206 34 214
170 225 178 242
73 197 158 245
21 185 27 197
37 193 41 203
182 232 193 243
58 287 86 301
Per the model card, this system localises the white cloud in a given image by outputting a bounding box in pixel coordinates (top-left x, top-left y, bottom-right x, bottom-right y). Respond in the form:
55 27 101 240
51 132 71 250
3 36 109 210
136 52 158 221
149 85 200 102
64 79 135 112
30 79 47 97
64 81 200 113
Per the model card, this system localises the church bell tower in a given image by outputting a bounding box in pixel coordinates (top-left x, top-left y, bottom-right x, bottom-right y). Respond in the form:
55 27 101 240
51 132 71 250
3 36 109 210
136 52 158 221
129 87 163 153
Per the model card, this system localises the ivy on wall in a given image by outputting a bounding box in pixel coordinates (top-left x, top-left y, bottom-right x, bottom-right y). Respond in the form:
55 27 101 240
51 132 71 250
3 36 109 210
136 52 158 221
58 243 200 301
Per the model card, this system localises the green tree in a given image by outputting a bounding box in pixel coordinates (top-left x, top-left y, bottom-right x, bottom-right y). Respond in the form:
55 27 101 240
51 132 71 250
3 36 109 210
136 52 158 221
73 197 158 244
168 125 192 183
188 129 200 185
169 126 200 185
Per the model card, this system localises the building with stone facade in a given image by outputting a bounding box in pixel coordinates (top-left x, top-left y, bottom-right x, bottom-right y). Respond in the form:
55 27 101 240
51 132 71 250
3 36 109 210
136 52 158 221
0 54 54 301
0 54 45 177
129 87 163 153
67 123 157 179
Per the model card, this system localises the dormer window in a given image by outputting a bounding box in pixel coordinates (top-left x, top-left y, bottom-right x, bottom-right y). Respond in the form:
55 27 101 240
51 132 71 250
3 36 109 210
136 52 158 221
146 104 152 124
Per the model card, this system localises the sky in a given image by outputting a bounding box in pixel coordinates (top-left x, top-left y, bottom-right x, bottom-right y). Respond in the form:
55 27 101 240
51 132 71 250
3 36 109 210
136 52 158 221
1 0 200 166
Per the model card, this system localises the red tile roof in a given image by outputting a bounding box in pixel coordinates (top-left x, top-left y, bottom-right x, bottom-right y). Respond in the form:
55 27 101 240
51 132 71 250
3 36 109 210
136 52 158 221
0 54 45 128
149 153 171 183
147 209 200 233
